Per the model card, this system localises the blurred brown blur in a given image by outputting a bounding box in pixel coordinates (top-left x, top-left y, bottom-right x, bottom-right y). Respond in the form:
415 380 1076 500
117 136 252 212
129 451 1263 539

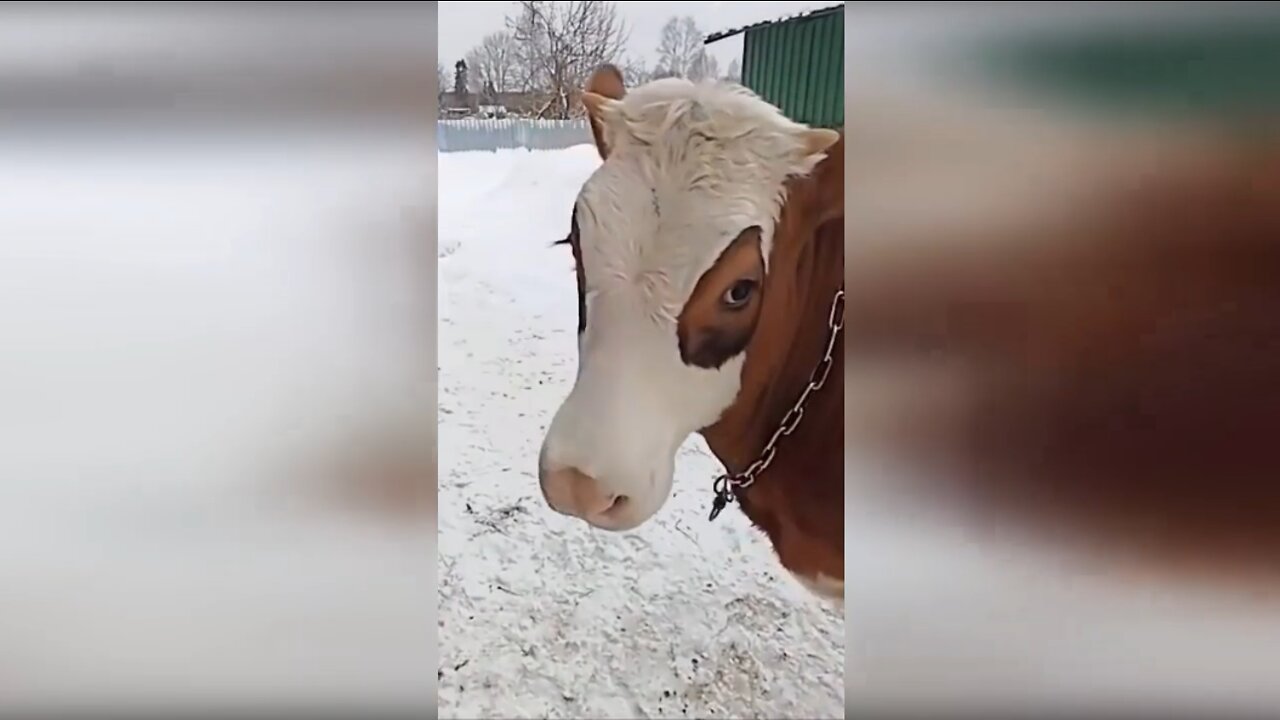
845 4 1280 590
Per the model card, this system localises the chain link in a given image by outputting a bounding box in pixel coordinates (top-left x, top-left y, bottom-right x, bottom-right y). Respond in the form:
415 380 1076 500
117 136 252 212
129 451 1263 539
709 286 845 521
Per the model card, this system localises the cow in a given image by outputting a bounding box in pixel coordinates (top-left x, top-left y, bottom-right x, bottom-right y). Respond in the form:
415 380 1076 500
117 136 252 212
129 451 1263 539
535 65 846 602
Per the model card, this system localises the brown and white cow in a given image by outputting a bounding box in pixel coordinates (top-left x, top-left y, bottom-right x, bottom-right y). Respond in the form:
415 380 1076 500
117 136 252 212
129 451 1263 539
536 65 845 601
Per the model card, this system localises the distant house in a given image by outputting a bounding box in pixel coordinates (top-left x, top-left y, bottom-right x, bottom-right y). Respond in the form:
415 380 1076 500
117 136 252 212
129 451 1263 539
439 90 477 117
438 88 545 119
494 91 544 116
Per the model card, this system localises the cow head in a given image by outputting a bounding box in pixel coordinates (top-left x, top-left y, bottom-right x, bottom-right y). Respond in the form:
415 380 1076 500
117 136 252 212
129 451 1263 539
537 65 840 531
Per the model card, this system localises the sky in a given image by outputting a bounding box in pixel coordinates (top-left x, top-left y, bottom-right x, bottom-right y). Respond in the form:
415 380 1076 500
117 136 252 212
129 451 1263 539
437 1 831 76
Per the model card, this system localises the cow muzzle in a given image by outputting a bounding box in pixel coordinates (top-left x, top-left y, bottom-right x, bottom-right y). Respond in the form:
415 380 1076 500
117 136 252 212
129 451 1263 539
537 461 633 526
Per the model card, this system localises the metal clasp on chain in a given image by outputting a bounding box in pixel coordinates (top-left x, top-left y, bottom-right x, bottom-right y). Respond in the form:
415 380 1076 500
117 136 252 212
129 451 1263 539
707 286 844 522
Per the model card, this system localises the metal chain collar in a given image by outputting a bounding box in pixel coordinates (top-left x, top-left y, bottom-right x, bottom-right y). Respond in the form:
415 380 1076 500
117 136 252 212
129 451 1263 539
708 285 845 522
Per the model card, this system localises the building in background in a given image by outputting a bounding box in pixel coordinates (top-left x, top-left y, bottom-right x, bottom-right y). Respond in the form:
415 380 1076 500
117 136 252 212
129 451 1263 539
705 3 845 128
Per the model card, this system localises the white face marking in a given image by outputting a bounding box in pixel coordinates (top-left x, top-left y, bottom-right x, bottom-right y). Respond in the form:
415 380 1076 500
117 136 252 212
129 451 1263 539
539 79 833 529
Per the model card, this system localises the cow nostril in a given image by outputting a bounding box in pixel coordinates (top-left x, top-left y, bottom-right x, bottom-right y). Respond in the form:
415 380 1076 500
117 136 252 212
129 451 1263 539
602 495 630 516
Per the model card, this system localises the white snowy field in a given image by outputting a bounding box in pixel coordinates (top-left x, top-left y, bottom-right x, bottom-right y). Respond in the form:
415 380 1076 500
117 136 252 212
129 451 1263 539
0 125 436 712
436 145 845 719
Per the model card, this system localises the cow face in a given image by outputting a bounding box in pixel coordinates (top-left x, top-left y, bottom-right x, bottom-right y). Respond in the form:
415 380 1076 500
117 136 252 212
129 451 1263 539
537 67 839 531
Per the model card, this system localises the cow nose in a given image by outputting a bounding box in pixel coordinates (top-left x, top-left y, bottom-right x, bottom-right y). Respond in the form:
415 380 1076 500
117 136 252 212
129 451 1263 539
538 464 629 522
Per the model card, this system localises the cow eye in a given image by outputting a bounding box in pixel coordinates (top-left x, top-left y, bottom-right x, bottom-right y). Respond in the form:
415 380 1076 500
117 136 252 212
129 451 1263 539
722 279 756 308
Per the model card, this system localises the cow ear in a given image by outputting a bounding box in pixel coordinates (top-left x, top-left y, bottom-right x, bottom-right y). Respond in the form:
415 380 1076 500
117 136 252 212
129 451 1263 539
582 64 627 161
801 128 841 157
803 129 843 228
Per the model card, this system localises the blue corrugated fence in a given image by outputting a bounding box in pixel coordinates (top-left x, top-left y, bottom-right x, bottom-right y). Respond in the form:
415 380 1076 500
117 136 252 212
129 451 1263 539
437 118 593 152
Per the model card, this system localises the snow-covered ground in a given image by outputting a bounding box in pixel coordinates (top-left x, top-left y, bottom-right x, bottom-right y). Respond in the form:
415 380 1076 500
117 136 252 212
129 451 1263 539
436 145 845 719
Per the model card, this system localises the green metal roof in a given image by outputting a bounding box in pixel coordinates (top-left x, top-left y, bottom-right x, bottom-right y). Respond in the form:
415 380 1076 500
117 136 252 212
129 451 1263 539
704 3 845 45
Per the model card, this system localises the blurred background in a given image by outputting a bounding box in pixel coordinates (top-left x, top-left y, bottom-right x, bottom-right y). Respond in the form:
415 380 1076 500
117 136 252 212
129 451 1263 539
0 2 437 713
844 2 1280 716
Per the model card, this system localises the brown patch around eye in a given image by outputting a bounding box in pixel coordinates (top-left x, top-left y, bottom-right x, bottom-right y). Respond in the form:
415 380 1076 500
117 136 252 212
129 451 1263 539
677 226 765 369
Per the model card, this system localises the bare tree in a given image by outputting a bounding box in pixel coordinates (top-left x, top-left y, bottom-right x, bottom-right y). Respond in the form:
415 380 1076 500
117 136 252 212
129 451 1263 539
506 1 629 119
655 16 704 79
619 55 651 87
507 1 547 93
453 59 469 95
726 58 742 83
465 31 519 96
436 61 448 96
688 49 720 82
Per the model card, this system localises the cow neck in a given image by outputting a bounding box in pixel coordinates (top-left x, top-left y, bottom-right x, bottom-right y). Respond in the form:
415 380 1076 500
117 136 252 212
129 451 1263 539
699 212 844 491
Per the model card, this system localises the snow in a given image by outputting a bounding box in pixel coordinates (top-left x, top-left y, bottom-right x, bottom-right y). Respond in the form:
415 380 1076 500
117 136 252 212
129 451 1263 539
436 145 845 719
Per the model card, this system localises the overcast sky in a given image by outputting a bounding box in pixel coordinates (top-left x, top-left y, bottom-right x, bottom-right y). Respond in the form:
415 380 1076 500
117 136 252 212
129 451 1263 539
437 1 831 75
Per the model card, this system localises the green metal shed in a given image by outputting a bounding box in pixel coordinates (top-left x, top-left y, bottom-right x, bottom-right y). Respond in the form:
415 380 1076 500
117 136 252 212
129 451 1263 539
706 4 845 128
